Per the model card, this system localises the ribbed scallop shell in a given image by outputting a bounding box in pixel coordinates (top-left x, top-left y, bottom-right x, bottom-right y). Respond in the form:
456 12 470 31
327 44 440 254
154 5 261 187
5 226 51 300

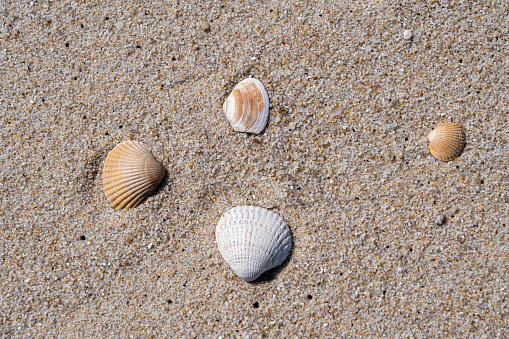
103 140 165 210
223 78 269 134
216 206 292 282
427 122 466 161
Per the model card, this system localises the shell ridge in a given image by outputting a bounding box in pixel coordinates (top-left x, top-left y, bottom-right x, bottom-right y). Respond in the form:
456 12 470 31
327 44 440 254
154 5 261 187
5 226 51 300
112 190 147 210
248 207 272 266
105 178 150 199
103 170 152 185
108 181 153 206
104 174 154 194
264 220 291 268
117 187 150 209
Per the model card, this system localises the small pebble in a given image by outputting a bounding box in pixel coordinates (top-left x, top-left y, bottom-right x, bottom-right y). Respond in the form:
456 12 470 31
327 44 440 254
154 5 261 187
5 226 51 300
201 21 210 31
403 30 413 40
386 122 398 130
435 214 446 226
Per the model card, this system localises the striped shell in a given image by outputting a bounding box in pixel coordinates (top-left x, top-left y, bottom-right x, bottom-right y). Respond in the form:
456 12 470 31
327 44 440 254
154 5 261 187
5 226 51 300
103 140 165 210
427 122 466 161
223 78 269 134
216 206 292 282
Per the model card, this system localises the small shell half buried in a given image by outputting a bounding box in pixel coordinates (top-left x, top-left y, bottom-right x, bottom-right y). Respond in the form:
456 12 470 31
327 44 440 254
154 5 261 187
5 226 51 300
223 78 269 134
216 206 292 282
103 140 165 210
427 122 466 161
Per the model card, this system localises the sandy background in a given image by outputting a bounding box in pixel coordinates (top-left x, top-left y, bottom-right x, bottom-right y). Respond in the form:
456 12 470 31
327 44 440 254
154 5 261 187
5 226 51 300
1 0 508 337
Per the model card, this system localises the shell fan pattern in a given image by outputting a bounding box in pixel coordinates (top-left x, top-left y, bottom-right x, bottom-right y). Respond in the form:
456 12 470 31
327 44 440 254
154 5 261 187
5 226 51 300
103 140 166 210
216 206 292 282
427 122 466 161
223 78 269 134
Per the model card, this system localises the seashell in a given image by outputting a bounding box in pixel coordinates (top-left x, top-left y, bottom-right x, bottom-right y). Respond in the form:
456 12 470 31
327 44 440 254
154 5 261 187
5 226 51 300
216 206 292 282
223 78 269 134
427 122 466 161
103 140 165 210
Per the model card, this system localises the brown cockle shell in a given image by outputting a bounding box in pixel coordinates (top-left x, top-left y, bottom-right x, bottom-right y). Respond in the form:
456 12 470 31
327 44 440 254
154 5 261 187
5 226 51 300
103 140 165 210
223 78 269 134
427 122 466 161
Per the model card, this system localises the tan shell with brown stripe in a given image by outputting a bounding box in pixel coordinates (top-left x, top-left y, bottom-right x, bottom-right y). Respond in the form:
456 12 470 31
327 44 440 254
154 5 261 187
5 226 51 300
223 78 269 134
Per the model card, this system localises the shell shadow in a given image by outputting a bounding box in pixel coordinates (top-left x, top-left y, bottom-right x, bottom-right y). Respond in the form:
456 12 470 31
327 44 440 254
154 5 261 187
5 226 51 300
151 167 172 197
250 223 295 285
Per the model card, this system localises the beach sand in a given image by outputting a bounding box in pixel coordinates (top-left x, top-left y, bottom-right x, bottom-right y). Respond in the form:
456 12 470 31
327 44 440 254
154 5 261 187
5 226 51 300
1 0 508 337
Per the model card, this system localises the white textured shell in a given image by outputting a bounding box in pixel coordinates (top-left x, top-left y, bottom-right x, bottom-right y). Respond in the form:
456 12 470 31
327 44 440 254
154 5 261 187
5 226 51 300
428 122 466 161
103 140 165 210
216 206 292 282
223 78 269 134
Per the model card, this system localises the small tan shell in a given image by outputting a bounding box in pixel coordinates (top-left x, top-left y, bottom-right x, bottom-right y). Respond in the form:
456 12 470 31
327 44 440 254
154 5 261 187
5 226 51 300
103 140 165 210
427 122 466 161
223 78 269 134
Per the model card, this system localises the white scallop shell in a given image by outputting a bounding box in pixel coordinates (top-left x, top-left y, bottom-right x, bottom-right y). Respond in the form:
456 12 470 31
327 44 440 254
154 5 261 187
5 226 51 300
216 206 292 282
223 78 269 134
103 140 165 210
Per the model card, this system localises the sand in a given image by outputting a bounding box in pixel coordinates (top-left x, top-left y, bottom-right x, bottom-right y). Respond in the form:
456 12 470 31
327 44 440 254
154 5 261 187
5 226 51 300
1 0 508 337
